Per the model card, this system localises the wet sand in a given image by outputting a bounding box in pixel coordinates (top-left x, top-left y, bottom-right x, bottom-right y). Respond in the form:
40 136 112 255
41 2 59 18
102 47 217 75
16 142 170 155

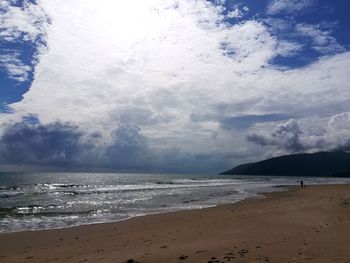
0 184 349 263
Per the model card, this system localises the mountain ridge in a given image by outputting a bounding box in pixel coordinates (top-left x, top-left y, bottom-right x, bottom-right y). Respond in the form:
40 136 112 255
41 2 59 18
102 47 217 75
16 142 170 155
220 151 350 177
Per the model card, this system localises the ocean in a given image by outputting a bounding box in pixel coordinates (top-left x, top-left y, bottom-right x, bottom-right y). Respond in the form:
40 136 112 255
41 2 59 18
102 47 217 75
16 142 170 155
0 172 349 233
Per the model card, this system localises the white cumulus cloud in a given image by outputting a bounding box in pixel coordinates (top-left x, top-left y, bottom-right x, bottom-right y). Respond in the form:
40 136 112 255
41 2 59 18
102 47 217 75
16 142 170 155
267 0 315 15
0 53 31 81
0 0 48 42
295 23 345 54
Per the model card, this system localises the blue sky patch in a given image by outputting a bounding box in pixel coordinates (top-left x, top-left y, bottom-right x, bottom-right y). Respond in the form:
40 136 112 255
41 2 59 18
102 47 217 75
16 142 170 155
0 0 47 109
217 0 350 68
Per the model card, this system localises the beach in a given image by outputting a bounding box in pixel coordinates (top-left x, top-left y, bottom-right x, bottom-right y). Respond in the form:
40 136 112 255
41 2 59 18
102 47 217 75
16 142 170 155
0 184 349 263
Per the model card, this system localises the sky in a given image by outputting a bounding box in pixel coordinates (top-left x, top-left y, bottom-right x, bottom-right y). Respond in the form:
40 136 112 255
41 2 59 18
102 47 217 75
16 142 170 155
0 0 350 173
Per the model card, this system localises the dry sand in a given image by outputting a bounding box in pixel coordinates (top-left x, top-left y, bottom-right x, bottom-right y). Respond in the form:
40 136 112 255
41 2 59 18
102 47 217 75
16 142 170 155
0 184 349 263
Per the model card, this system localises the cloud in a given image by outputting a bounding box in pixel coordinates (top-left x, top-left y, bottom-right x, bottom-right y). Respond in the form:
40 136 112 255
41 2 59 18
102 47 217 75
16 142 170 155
226 5 249 19
0 121 89 166
227 8 243 19
0 0 48 42
0 120 242 173
0 121 157 170
0 53 32 81
220 114 291 130
263 18 344 60
247 114 350 155
102 124 250 173
267 0 316 15
0 121 153 169
0 0 349 170
326 112 350 151
264 18 294 33
103 125 155 170
0 0 49 94
275 40 304 58
118 108 161 126
3 1 282 148
328 112 350 131
295 23 345 54
246 119 304 152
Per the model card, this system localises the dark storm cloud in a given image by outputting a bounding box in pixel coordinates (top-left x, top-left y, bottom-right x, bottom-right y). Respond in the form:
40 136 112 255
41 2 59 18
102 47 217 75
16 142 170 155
0 121 242 173
103 125 156 170
103 125 243 173
0 121 88 166
246 119 305 152
0 121 153 169
4 116 349 173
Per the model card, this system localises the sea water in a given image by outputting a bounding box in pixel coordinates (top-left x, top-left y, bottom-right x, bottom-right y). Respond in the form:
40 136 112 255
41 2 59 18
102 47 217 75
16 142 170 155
0 172 349 233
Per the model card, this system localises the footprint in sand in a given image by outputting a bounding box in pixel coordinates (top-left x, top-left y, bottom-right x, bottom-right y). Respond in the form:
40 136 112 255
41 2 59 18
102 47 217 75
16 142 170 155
224 254 236 260
258 256 271 262
179 255 188 260
238 248 249 256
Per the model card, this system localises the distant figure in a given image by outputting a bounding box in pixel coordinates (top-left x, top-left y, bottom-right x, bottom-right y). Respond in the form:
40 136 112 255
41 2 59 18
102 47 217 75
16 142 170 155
300 180 304 188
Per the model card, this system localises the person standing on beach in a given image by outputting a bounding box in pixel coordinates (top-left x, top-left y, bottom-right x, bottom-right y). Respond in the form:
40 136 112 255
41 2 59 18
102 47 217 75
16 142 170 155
300 180 304 188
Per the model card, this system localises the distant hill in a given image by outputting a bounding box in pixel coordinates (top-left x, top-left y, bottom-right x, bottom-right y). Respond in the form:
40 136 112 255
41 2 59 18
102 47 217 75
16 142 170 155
220 151 350 177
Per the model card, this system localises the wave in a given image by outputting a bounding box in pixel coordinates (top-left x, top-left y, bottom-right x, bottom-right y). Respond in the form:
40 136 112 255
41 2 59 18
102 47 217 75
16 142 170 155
53 181 240 195
0 186 23 191
0 192 25 199
155 181 174 185
0 179 241 199
0 205 99 218
35 183 91 189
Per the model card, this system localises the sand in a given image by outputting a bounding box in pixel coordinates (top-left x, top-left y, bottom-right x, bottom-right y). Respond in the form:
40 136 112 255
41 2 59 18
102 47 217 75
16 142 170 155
0 184 349 263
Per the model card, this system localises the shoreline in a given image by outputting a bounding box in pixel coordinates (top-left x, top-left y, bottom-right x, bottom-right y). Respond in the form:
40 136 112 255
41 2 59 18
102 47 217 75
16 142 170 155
0 184 349 262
